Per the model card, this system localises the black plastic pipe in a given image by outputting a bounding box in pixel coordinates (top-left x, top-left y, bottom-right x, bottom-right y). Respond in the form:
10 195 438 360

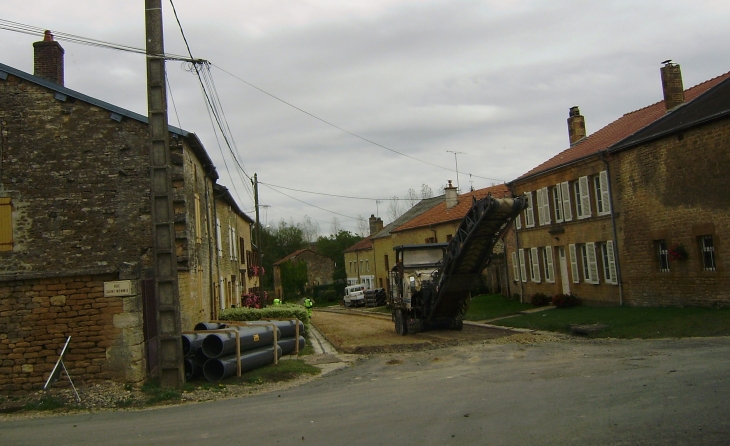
244 320 304 338
194 322 227 331
182 333 210 357
278 336 306 356
201 325 280 358
184 358 203 381
203 345 282 382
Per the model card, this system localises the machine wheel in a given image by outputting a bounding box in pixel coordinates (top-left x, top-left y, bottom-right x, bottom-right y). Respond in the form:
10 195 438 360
449 318 464 331
394 309 408 335
343 299 349 308
407 319 423 334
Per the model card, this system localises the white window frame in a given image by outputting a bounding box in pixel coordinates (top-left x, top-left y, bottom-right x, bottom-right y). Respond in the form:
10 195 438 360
569 244 580 283
601 241 618 284
524 192 535 228
529 247 541 283
518 249 528 283
657 240 670 273
594 171 611 216
543 246 555 283
537 187 551 226
216 218 223 258
700 235 716 271
515 214 522 230
582 242 600 284
576 176 592 219
552 186 564 223
561 181 573 221
512 252 521 282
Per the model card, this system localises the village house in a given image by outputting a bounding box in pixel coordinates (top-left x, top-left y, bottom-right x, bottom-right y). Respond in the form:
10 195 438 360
506 62 730 306
606 73 730 307
343 215 382 289
0 33 249 391
272 248 334 300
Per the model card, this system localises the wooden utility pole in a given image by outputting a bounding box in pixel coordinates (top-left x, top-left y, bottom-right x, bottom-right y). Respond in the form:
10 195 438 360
145 0 184 388
253 173 264 306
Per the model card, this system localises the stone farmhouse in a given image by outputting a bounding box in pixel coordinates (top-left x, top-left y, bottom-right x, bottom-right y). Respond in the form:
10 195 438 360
343 215 383 289
272 248 334 300
0 33 255 391
506 62 730 306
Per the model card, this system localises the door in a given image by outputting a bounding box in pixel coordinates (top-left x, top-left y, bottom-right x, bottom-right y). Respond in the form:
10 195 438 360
558 247 570 294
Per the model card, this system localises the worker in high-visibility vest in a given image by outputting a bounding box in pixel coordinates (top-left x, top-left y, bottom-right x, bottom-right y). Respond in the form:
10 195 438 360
304 297 314 317
273 298 281 306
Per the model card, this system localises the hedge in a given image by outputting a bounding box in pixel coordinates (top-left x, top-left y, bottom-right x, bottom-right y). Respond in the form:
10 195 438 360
219 303 309 324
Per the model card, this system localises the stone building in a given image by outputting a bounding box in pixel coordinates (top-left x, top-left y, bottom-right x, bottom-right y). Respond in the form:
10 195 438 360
607 74 730 307
0 33 244 391
272 249 335 300
506 62 730 306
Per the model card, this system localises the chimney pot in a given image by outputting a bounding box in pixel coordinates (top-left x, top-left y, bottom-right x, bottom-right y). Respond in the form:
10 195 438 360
661 61 684 112
567 106 586 146
33 30 65 86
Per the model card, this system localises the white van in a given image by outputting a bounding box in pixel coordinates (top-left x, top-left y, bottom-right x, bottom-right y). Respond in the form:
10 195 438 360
343 284 366 307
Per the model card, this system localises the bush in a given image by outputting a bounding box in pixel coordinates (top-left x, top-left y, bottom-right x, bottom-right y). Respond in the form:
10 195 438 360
319 289 337 302
531 293 552 307
552 293 582 308
219 303 309 324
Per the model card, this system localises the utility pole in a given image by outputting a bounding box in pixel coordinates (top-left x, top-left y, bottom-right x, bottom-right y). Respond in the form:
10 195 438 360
145 0 184 388
447 150 466 192
253 173 264 306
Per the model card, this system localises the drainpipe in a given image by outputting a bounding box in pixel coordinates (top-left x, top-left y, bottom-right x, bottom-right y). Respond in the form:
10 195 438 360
507 184 525 303
601 151 623 306
204 181 216 320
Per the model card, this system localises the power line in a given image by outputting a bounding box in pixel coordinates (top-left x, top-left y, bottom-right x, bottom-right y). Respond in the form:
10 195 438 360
261 182 406 201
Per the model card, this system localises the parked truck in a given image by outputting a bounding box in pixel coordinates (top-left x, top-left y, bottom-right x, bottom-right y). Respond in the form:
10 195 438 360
388 194 527 334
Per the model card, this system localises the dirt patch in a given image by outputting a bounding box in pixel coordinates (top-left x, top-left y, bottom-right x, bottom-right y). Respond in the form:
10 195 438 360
311 309 517 354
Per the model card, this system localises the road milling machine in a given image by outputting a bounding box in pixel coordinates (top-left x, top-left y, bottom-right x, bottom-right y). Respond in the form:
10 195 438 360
389 194 527 334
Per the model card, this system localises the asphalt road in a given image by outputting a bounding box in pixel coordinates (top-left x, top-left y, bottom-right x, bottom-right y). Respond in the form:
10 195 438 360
2 336 729 445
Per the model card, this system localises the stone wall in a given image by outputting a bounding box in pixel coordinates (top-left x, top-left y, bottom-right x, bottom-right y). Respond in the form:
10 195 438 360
611 118 730 307
0 273 145 394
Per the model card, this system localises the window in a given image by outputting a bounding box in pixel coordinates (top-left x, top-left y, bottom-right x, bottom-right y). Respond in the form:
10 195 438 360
536 187 551 226
349 261 353 272
515 214 522 230
0 198 12 252
425 237 436 243
543 246 555 283
560 182 573 221
384 255 389 272
524 192 535 228
446 234 453 242
366 259 370 272
552 186 563 223
601 241 618 284
569 244 580 283
581 242 599 284
575 176 592 219
594 171 611 215
518 249 527 283
239 237 246 263
529 247 541 283
512 252 521 282
657 240 670 272
360 260 364 272
699 235 716 271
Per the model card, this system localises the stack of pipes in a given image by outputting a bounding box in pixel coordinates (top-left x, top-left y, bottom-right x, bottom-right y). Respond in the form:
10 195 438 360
182 320 305 382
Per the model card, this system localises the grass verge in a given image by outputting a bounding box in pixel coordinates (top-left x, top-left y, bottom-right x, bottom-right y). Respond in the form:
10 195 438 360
465 294 533 321
491 304 730 338
231 359 321 385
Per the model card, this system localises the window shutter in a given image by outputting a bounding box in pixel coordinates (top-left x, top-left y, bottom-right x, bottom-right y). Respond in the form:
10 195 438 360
599 171 611 214
536 189 544 225
561 182 572 221
518 249 527 283
525 192 535 228
569 244 579 283
586 242 599 284
515 214 522 230
606 240 617 284
553 186 563 223
0 198 12 252
579 176 592 218
530 247 541 283
194 194 202 243
512 252 520 282
545 246 555 283
541 187 551 224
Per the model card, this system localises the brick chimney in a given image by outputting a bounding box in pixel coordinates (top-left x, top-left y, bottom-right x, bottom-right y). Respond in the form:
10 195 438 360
567 106 586 146
444 180 458 209
368 214 383 236
660 61 684 112
33 30 65 86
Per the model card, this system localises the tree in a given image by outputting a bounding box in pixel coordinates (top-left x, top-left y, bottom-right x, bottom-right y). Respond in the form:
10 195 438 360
404 188 419 208
387 197 404 221
421 183 433 199
300 215 320 243
330 217 342 235
316 230 362 281
279 259 308 299
259 220 308 291
356 215 368 237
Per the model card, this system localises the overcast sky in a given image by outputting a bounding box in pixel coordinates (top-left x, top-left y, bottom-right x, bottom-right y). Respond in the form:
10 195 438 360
2 1 728 236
